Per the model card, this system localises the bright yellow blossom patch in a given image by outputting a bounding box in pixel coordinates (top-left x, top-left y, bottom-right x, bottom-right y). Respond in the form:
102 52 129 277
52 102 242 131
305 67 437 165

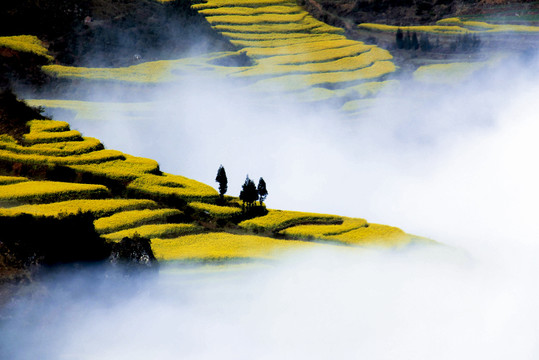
229 34 346 47
325 223 412 247
192 0 295 10
0 181 109 205
151 232 324 261
70 155 160 181
240 39 363 58
94 208 183 234
199 5 303 16
280 217 368 239
127 173 219 202
10 199 158 218
206 13 308 25
239 209 343 233
0 35 53 61
0 175 29 185
189 201 242 218
249 61 396 92
102 223 203 242
22 129 83 145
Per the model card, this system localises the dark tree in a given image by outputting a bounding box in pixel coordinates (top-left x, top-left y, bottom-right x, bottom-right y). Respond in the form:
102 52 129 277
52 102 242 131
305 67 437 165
239 175 258 211
419 33 431 51
257 177 268 206
396 28 404 49
404 31 412 50
215 165 228 200
411 32 419 50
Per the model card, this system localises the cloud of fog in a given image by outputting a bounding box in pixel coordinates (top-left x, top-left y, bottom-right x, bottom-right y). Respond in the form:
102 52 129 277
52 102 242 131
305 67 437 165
13 48 539 360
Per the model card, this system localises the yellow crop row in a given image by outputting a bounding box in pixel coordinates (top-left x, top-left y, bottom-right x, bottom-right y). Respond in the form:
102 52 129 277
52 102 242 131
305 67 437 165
339 79 399 98
258 43 373 65
358 23 469 35
326 223 411 247
0 148 126 166
28 137 104 156
280 217 368 239
229 34 346 47
94 208 183 234
0 180 109 204
236 48 391 77
22 129 83 145
241 39 363 57
189 201 242 217
250 60 396 92
221 32 335 40
192 0 295 10
437 17 539 33
0 35 53 61
151 232 323 261
10 199 158 218
0 175 28 185
127 173 219 202
239 209 343 233
413 62 487 84
214 22 321 34
27 120 71 133
0 136 103 156
206 13 308 25
102 223 203 242
199 5 303 16
70 155 160 181
42 60 181 83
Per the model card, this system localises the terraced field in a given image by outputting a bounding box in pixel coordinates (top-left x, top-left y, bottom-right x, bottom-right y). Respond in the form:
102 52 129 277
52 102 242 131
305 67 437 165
358 17 539 35
0 117 423 263
25 0 399 118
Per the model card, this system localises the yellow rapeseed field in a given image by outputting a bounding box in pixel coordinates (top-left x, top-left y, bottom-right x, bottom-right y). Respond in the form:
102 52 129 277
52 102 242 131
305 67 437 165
249 60 396 92
10 199 158 217
257 43 373 65
326 224 412 247
0 175 28 185
0 35 53 61
240 39 362 57
102 223 203 242
437 17 539 33
0 148 126 166
27 137 104 156
0 181 109 204
127 173 219 202
280 217 368 239
413 62 487 84
239 209 343 232
192 0 295 10
358 23 469 35
199 5 303 16
205 13 308 25
151 232 323 261
189 202 242 217
27 120 71 133
229 34 346 47
70 155 160 180
22 129 83 145
94 208 183 234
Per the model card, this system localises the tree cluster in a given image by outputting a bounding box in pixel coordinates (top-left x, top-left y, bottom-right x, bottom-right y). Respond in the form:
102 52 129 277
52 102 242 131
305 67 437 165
396 28 481 53
449 33 481 52
215 165 268 212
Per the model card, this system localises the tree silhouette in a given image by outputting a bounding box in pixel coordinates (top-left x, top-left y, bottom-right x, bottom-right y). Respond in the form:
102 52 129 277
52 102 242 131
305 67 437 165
396 28 404 49
239 175 258 211
257 177 268 206
411 32 419 50
215 165 228 201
